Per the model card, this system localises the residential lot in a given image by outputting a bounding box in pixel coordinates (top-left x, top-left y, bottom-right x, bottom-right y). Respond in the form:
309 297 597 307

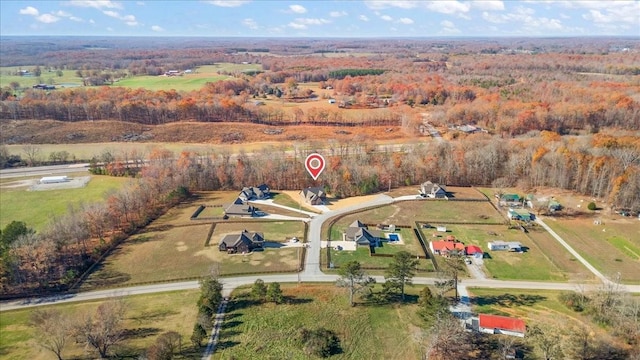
437 224 593 281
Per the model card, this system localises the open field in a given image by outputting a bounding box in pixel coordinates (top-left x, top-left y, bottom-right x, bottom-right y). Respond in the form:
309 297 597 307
542 216 640 284
80 195 305 290
440 224 591 281
216 284 424 360
0 67 83 88
468 287 594 330
0 290 200 360
0 174 130 231
323 200 505 240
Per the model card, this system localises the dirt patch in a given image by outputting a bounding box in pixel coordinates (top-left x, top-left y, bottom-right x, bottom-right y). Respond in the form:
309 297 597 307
327 194 382 210
0 179 34 189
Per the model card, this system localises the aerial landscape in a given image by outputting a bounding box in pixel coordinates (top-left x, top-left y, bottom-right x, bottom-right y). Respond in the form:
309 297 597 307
0 0 639 359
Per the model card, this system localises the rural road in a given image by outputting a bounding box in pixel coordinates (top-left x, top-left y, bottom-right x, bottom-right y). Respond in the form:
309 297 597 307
0 163 89 179
2 190 639 315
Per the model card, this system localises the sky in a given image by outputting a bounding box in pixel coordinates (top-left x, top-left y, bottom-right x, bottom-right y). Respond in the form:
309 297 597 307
1 1 639 37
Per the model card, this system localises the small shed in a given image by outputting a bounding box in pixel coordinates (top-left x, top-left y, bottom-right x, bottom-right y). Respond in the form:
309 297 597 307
40 176 69 184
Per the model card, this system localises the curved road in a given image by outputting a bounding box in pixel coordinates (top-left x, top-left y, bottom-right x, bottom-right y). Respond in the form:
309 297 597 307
2 194 639 313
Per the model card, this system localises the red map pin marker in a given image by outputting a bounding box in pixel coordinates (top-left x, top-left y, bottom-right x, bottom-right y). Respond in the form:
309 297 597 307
305 153 325 180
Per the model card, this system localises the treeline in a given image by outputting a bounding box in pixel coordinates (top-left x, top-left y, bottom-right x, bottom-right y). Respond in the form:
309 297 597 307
328 68 386 79
1 132 638 296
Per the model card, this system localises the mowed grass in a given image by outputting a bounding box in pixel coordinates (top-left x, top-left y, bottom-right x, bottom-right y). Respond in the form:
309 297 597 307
215 284 424 360
81 193 306 290
468 288 592 327
0 67 83 88
440 224 589 281
542 216 640 284
0 175 130 231
113 63 261 91
321 229 435 272
324 200 504 239
0 290 200 360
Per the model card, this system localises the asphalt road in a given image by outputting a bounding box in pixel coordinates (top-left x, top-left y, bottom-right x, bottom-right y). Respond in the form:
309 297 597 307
0 163 89 179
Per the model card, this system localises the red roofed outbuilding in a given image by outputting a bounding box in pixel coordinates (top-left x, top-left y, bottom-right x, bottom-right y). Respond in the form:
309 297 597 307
465 245 484 258
478 314 526 337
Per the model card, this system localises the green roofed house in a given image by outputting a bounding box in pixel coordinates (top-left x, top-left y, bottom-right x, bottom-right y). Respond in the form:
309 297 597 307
507 208 534 222
499 194 522 207
548 200 562 212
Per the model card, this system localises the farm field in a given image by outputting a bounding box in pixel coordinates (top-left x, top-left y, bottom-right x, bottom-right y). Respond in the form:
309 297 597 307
0 290 200 360
542 216 640 284
0 174 130 231
215 284 424 360
0 67 83 88
438 224 591 281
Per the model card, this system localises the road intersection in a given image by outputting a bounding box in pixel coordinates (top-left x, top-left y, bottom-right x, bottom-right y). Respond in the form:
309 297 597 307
2 193 638 313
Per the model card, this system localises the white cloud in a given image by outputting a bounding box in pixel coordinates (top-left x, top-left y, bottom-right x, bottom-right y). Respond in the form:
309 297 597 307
19 6 39 16
399 17 414 24
203 1 249 7
288 17 330 29
89 19 95 23
102 10 137 26
289 4 307 14
471 1 505 11
330 11 347 17
288 22 306 30
582 4 640 25
365 1 417 10
54 10 84 21
242 18 258 29
440 20 460 33
380 15 393 21
36 14 61 23
151 25 164 32
106 26 114 31
426 1 470 15
359 15 369 21
66 1 122 9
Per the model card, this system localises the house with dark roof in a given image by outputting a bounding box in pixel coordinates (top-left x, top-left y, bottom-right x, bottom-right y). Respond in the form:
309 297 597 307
218 230 264 254
476 314 526 337
301 187 327 205
419 181 447 198
224 198 256 218
238 184 270 203
499 194 522 207
429 240 465 256
343 220 383 246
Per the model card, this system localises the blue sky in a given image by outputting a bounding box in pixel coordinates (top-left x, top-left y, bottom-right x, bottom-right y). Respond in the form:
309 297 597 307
1 1 639 37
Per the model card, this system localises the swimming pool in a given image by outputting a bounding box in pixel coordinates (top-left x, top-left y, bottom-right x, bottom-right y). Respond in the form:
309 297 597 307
388 233 399 241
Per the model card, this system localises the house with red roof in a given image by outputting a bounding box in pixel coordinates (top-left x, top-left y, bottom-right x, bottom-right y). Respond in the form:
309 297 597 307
465 245 484 258
476 314 526 337
429 240 464 256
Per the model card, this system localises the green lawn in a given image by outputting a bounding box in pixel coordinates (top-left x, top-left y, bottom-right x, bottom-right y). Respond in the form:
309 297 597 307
215 284 425 360
0 175 130 231
113 74 228 91
0 67 83 89
438 224 572 281
0 290 200 360
468 288 592 328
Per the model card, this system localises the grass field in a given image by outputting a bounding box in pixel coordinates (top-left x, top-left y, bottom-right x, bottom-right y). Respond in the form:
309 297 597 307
0 290 200 360
0 175 130 231
438 224 584 281
468 288 592 328
0 67 83 89
215 284 424 360
542 216 640 284
113 63 261 91
81 193 306 290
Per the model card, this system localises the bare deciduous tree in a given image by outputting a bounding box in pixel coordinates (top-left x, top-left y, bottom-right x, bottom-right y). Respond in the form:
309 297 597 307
30 309 72 360
74 298 127 359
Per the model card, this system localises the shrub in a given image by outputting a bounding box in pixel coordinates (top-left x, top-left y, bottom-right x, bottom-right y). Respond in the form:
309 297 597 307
587 202 597 211
296 327 341 358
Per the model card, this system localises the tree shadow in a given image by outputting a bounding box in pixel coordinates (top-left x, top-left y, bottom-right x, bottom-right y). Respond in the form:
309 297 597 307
473 293 546 307
285 296 313 305
216 340 240 351
129 308 179 324
224 320 243 329
81 264 131 289
122 327 161 340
